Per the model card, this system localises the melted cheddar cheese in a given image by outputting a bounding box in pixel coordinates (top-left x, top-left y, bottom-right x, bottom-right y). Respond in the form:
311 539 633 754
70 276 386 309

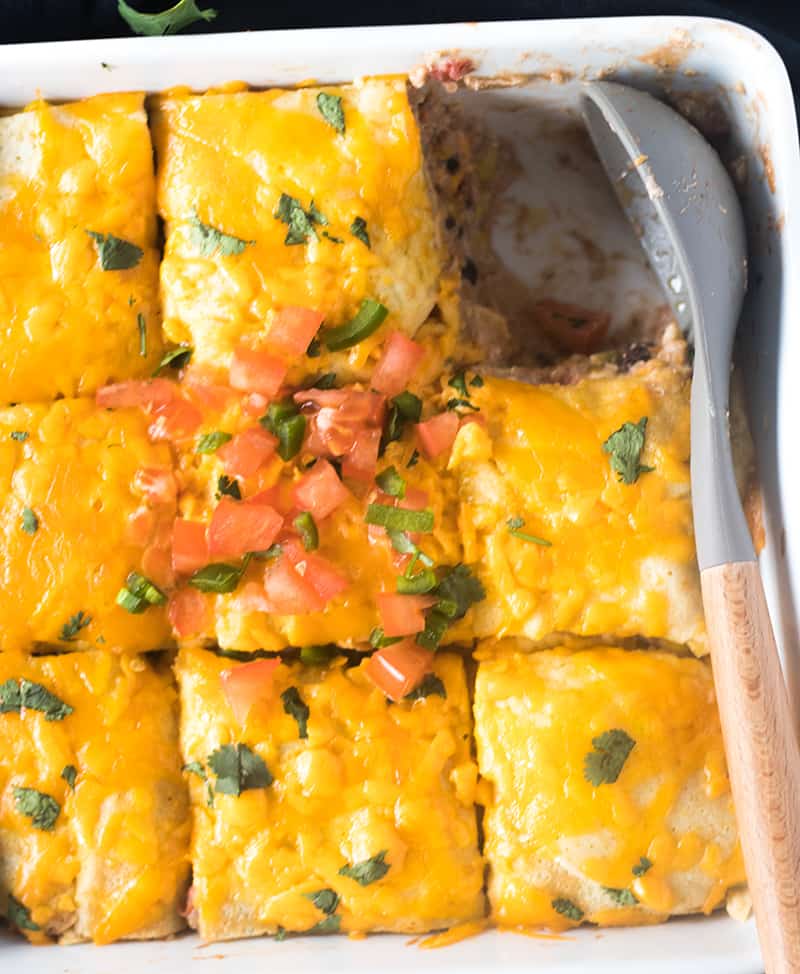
176 648 484 939
0 93 163 402
447 359 707 653
0 652 190 943
0 400 175 653
152 80 450 384
474 646 745 928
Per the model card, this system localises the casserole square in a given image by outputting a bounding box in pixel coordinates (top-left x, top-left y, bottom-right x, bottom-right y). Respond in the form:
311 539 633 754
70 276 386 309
473 645 746 929
0 651 190 944
152 79 453 388
0 93 163 402
0 399 176 654
175 647 484 940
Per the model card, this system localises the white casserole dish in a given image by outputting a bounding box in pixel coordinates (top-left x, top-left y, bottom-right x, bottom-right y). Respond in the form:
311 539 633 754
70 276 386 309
1 14 797 973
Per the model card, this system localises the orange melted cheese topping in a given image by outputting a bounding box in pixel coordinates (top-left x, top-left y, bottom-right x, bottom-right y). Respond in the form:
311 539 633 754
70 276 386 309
448 362 707 653
474 647 745 929
0 93 163 401
176 648 484 939
0 652 189 944
152 80 450 383
0 400 175 653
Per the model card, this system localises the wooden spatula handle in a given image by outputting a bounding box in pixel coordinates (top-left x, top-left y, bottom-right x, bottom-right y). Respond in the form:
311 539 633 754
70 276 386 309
701 561 800 974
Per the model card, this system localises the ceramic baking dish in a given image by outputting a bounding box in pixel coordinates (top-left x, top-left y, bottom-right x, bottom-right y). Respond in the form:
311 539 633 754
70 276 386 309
1 14 797 973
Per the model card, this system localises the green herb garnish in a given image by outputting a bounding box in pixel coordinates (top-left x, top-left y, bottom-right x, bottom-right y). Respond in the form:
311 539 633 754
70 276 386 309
208 743 272 796
137 313 147 357
189 558 250 594
59 611 91 642
415 565 486 650
86 230 143 270
274 193 325 246
118 0 216 35
299 645 337 665
61 765 77 790
281 686 309 739
7 893 40 932
605 887 638 906
405 673 446 701
10 431 28 442
260 401 307 462
584 729 636 786
0 679 73 721
183 761 207 780
350 216 370 248
116 571 167 614
368 627 402 649
322 299 389 351
397 569 437 595
308 914 341 934
304 888 339 915
406 449 420 468
632 856 652 877
375 466 406 499
316 92 345 134
366 503 433 534
21 507 38 535
338 850 390 886
380 391 422 453
14 786 60 831
216 474 242 501
196 430 232 454
154 345 193 375
293 512 319 552
552 898 584 923
190 213 253 257
506 516 551 546
602 417 654 485
449 371 469 398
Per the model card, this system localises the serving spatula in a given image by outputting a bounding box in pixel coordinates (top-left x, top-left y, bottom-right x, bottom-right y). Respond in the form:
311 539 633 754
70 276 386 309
581 80 800 974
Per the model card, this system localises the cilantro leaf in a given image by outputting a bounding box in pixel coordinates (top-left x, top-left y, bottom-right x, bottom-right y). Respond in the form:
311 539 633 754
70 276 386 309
208 743 273 796
86 230 143 270
154 345 193 375
281 686 310 739
602 417 654 485
316 92 345 134
434 564 485 621
303 888 339 915
118 0 217 36
14 786 60 831
632 856 653 877
338 850 390 886
137 313 147 358
183 761 207 780
216 474 241 500
61 765 77 790
584 729 635 786
506 516 551 546
274 193 318 246
604 887 638 906
552 897 584 922
449 371 469 398
350 216 370 248
299 645 337 665
406 449 420 468
0 679 73 721
190 214 253 257
59 610 91 642
404 673 446 701
196 431 232 454
21 507 38 535
7 893 40 932
189 559 249 594
10 431 28 442
375 466 406 499
309 914 341 934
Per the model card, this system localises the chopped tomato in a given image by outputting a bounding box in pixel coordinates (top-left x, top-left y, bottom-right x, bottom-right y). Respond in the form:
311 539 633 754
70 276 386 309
283 540 349 603
148 398 203 443
208 496 282 559
377 592 438 637
133 467 177 506
342 427 381 481
293 460 350 519
242 393 270 417
126 506 156 547
229 344 288 398
533 299 610 355
168 587 209 638
268 306 324 357
416 411 460 459
294 388 385 426
371 331 425 396
400 487 429 511
96 378 176 410
263 557 326 614
217 427 278 479
172 519 209 575
182 367 237 412
220 658 280 725
364 642 435 701
141 542 174 590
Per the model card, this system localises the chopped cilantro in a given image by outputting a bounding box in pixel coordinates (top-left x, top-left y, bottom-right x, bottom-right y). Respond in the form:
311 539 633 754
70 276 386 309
369 627 402 649
189 213 253 257
196 430 232 454
470 374 484 387
21 507 38 535
281 686 309 739
14 786 60 831
183 761 207 780
189 558 250 594
304 888 339 915
7 893 39 932
405 674 446 701
552 897 584 922
446 397 479 412
154 345 193 375
338 850 390 886
605 887 638 906
375 466 405 499
59 610 91 642
350 216 370 248
602 417 654 485
300 645 336 665
506 516 551 546
306 337 322 357
397 568 437 595
449 371 469 397
216 474 242 501
136 313 147 357
380 391 422 453
61 765 77 790
316 92 345 134
0 679 73 721
118 0 217 35
584 729 636 786
416 565 485 650
308 914 341 934
274 193 322 246
10 431 28 442
632 856 653 877
208 743 272 796
86 230 143 270
406 449 420 468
